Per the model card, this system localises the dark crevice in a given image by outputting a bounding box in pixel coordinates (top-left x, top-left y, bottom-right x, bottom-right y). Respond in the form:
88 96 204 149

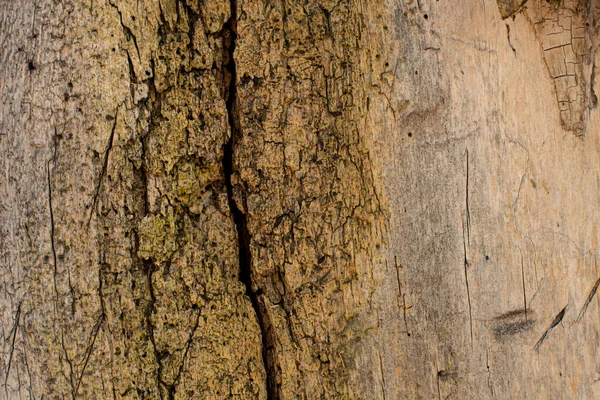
520 252 528 320
4 302 21 396
506 24 517 55
88 105 120 227
73 312 105 398
135 50 162 396
534 306 566 351
220 2 277 398
462 150 473 346
47 158 59 309
169 309 201 393
109 0 141 60
577 276 600 322
465 149 470 246
144 258 166 398
462 219 473 346
590 63 597 109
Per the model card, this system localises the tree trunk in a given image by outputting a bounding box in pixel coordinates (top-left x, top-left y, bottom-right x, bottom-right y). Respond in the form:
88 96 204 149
1 0 599 398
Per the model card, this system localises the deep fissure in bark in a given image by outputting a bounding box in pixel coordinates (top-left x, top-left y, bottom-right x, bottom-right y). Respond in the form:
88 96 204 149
220 3 276 398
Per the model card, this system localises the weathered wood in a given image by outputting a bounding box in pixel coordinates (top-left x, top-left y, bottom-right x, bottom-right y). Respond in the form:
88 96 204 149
2 0 600 399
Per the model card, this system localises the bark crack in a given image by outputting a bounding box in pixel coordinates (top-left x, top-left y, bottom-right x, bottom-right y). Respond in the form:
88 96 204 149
3 302 21 396
47 153 59 313
144 260 165 398
108 0 141 60
461 220 473 345
465 149 471 246
73 312 105 398
462 150 473 346
590 63 597 109
506 24 517 54
220 2 276 398
577 276 600 322
533 306 566 351
520 251 528 320
88 105 120 226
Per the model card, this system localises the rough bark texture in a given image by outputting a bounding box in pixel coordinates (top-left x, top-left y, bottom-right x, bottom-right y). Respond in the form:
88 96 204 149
0 0 265 398
2 0 600 399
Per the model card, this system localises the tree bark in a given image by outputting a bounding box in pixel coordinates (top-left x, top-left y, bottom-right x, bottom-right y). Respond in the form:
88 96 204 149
2 0 600 399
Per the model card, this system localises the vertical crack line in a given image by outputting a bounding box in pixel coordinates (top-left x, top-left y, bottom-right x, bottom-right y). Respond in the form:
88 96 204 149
590 63 598 109
394 259 410 335
377 351 387 400
220 1 275 398
4 302 21 396
88 105 120 226
60 327 76 399
512 173 526 213
485 345 493 396
461 218 473 346
73 313 105 399
436 365 442 400
144 260 163 397
577 276 600 322
47 158 59 314
463 149 473 345
465 149 471 246
520 251 528 320
394 259 402 309
22 343 33 399
506 24 517 54
402 294 410 336
170 308 201 391
108 0 141 60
